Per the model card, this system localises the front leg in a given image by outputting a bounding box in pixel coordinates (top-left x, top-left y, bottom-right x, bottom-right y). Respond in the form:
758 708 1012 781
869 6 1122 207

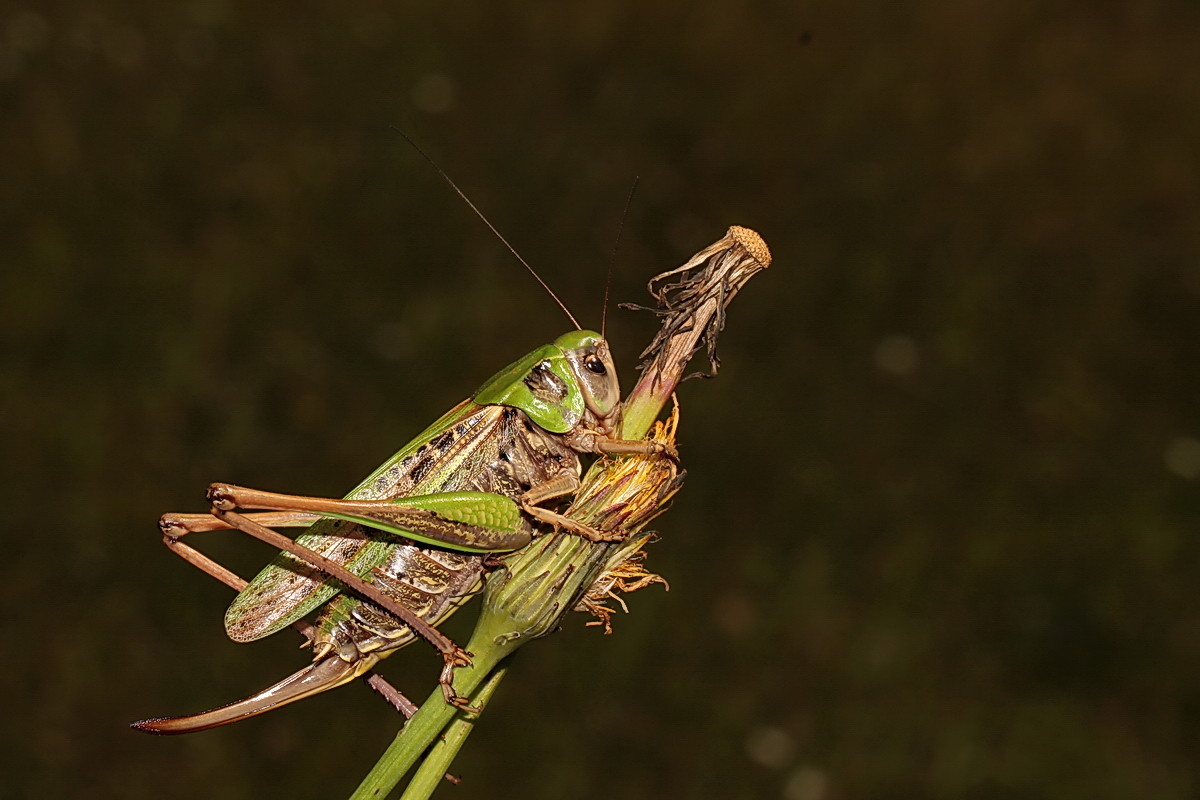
563 430 680 462
519 427 680 542
519 472 629 543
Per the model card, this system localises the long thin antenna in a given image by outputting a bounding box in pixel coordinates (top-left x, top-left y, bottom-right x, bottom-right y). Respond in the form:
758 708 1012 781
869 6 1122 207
391 127 581 330
602 175 639 338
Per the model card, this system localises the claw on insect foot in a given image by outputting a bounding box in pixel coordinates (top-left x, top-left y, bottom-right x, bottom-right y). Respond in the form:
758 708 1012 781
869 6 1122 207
435 648 480 711
655 441 680 463
451 647 473 668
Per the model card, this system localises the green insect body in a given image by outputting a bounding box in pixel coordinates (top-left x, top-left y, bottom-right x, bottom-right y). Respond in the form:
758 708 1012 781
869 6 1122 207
133 329 638 734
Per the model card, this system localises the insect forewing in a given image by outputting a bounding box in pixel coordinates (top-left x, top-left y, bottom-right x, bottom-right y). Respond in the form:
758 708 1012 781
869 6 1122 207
224 401 507 641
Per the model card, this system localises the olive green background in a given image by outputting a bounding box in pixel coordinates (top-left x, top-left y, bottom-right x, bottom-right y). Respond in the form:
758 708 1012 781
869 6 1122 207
4 2 1199 798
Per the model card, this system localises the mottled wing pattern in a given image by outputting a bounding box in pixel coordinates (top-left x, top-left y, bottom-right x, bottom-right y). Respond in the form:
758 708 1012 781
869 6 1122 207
223 403 507 642
311 405 583 659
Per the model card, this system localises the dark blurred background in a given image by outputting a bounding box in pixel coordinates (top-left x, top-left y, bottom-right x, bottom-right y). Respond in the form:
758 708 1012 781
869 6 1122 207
4 2 1199 798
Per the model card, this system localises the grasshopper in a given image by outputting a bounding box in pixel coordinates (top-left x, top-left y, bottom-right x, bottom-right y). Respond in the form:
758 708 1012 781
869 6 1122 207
132 327 674 734
132 144 675 732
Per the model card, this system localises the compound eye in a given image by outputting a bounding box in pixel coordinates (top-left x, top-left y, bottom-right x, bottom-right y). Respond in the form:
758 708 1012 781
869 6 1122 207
583 354 607 375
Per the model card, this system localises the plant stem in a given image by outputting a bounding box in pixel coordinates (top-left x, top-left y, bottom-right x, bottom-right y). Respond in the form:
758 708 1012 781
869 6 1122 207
398 665 508 800
348 607 527 799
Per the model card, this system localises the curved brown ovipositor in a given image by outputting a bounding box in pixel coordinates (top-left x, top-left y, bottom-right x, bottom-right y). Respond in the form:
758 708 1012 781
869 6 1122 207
130 652 376 735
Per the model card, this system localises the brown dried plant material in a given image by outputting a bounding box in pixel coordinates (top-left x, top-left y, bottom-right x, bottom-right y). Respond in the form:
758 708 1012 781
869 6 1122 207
570 226 770 630
573 405 682 632
619 226 771 437
624 226 771 379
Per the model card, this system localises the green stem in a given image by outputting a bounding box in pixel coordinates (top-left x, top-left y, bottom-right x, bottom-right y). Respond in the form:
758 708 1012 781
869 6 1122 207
348 617 522 799
349 534 599 799
399 665 508 800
